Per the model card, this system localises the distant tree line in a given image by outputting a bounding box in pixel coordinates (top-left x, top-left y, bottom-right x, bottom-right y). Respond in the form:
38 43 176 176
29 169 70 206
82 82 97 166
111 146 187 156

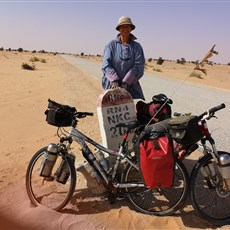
146 56 225 66
1 46 228 65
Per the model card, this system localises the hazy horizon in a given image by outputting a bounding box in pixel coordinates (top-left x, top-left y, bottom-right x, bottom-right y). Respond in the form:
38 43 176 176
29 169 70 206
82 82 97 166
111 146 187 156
1 1 229 64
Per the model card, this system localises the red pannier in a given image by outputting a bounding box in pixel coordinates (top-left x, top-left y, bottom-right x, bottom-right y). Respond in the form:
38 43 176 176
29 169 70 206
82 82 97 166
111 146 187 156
138 125 175 188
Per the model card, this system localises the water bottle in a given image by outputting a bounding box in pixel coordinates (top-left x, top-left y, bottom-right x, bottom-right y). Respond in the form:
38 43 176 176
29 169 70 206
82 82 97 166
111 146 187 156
39 144 58 177
94 148 109 172
56 153 75 184
83 161 102 184
219 154 230 190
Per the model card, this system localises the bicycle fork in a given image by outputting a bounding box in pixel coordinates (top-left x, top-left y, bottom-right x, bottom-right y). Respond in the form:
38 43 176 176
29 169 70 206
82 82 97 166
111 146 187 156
200 140 230 192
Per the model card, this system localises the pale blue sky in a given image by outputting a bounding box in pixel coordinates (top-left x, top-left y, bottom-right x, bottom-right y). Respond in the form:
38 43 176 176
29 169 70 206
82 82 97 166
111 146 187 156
0 1 229 63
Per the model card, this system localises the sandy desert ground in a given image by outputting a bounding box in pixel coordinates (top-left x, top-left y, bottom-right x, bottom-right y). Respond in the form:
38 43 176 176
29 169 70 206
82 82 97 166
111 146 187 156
0 50 229 230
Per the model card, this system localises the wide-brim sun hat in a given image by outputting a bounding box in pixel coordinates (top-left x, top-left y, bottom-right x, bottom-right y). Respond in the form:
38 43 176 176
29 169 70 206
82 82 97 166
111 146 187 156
116 16 136 31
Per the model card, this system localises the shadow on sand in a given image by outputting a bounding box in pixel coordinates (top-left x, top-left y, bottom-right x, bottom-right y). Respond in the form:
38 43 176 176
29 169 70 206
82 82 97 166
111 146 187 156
60 156 226 229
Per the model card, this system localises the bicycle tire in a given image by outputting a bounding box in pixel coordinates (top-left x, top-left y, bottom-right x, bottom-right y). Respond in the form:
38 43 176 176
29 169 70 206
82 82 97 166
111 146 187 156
121 158 189 216
25 146 76 211
190 153 230 226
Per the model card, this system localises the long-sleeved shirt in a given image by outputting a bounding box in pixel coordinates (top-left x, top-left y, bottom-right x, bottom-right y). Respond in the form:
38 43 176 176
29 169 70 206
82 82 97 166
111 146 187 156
102 34 145 100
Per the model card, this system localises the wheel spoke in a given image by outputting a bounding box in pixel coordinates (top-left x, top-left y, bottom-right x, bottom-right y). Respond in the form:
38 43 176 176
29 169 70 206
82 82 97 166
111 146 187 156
122 159 189 216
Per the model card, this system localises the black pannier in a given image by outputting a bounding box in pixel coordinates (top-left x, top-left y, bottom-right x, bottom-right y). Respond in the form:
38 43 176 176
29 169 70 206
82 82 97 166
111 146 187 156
167 115 203 145
45 99 76 127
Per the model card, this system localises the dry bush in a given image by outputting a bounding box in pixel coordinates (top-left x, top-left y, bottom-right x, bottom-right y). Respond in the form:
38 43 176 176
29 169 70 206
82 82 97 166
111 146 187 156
29 57 47 63
29 57 40 62
153 67 162 72
40 58 46 63
190 71 203 79
21 63 36 70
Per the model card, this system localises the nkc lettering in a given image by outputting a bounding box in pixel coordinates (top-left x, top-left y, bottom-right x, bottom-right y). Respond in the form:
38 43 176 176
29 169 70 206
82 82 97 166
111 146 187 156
107 112 131 124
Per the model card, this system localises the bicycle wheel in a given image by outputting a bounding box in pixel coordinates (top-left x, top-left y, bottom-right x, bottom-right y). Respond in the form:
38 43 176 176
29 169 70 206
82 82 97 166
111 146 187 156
190 153 230 226
121 158 189 216
25 147 76 211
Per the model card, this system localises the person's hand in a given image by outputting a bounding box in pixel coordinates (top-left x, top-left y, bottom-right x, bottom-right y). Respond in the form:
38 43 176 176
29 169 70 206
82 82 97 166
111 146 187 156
111 81 120 89
121 83 128 90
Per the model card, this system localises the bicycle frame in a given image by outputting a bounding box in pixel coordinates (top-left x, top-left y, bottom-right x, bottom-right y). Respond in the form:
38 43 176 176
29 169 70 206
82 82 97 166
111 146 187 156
198 119 219 158
64 126 143 189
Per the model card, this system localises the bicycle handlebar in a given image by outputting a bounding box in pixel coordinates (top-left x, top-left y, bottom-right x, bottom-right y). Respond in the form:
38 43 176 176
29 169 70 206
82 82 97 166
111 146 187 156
209 103 226 114
75 112 94 118
173 103 226 121
197 103 226 120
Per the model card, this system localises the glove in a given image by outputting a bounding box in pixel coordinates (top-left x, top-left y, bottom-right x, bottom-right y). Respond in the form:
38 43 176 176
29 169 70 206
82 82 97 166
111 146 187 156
121 83 128 90
111 81 120 89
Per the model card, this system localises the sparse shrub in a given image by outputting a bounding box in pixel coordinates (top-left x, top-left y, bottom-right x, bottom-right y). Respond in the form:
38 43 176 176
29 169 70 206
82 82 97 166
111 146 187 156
0 47 3 51
177 58 186 65
190 71 203 79
148 58 153 62
181 58 186 64
157 57 164 65
18 48 23 52
22 63 35 70
29 57 40 62
153 68 162 72
29 57 47 63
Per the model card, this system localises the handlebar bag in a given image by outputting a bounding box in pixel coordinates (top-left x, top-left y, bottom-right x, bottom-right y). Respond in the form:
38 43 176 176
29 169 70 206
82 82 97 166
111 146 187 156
138 131 175 189
167 115 203 145
45 100 75 127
